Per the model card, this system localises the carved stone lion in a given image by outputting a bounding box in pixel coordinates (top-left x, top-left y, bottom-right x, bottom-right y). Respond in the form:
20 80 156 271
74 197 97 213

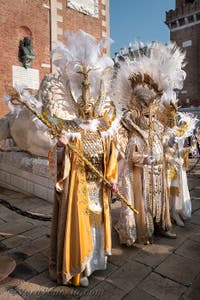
0 110 54 157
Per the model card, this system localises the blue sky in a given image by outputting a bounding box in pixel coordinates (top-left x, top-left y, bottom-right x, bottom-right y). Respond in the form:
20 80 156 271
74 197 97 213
110 0 175 57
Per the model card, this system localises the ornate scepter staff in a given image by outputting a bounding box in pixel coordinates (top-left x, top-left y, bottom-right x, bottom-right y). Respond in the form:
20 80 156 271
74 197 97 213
6 86 139 215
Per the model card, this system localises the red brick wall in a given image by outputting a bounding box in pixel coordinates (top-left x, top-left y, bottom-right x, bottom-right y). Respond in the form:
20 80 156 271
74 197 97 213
171 24 200 107
60 0 107 42
0 0 51 118
0 0 109 118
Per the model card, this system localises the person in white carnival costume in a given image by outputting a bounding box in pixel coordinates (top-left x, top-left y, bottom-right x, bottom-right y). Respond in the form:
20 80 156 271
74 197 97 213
113 42 186 245
166 112 199 226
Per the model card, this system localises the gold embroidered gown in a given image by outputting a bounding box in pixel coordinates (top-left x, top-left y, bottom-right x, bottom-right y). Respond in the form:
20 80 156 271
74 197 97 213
115 112 172 245
48 123 118 286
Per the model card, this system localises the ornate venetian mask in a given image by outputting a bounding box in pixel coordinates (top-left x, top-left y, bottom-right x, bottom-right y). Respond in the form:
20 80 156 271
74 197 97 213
78 96 95 120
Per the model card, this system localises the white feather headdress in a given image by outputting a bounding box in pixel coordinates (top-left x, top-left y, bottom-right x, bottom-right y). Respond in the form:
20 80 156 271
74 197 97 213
46 30 114 119
113 41 186 111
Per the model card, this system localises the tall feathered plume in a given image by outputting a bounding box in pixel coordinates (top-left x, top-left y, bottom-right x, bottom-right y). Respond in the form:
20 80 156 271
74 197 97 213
113 41 186 112
51 30 114 118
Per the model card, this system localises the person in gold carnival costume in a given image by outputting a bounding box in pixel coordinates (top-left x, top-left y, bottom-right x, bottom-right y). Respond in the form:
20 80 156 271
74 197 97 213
113 42 186 245
39 31 120 287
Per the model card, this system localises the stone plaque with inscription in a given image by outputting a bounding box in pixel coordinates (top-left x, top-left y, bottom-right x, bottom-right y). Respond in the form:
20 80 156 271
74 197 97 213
12 66 39 90
67 0 99 18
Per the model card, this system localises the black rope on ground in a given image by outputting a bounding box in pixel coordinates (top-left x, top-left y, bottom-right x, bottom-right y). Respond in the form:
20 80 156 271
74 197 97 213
0 199 52 221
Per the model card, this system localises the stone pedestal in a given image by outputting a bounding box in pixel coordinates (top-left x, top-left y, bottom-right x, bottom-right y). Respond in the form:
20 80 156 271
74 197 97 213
0 140 54 202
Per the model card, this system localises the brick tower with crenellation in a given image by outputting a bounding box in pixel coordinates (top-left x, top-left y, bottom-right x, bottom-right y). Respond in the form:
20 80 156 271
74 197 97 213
166 0 200 110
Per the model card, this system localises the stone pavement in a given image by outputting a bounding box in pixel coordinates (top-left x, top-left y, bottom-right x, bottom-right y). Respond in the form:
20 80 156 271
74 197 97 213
0 159 199 300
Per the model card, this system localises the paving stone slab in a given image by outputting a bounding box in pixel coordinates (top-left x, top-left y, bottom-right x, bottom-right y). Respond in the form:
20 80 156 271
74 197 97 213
31 235 50 252
175 239 200 262
155 254 200 286
106 260 151 293
27 271 57 289
128 244 174 268
122 287 158 300
79 281 126 300
155 233 185 249
108 228 141 267
188 177 200 187
189 215 200 226
0 241 9 252
22 226 49 241
7 241 40 257
24 252 48 273
6 235 49 258
0 221 33 236
0 236 6 242
156 223 200 249
0 195 51 216
26 219 51 227
108 245 138 267
1 233 29 249
190 189 200 198
92 262 118 280
139 272 186 300
193 209 200 216
0 218 6 226
0 212 25 223
191 198 200 212
176 222 200 236
189 231 200 243
182 273 200 300
41 248 50 258
10 262 38 281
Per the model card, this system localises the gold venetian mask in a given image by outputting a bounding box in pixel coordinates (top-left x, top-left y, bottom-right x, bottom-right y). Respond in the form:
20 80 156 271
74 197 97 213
78 96 95 120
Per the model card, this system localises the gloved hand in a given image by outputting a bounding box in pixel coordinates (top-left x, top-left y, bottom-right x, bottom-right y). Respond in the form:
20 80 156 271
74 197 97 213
177 157 184 166
57 134 68 147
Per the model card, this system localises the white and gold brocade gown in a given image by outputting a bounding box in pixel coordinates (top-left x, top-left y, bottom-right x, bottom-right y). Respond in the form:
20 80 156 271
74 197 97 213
166 137 191 224
115 112 172 245
49 119 118 285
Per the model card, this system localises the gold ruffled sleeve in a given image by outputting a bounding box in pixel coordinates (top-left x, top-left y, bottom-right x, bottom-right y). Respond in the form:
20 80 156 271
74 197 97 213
105 140 118 184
